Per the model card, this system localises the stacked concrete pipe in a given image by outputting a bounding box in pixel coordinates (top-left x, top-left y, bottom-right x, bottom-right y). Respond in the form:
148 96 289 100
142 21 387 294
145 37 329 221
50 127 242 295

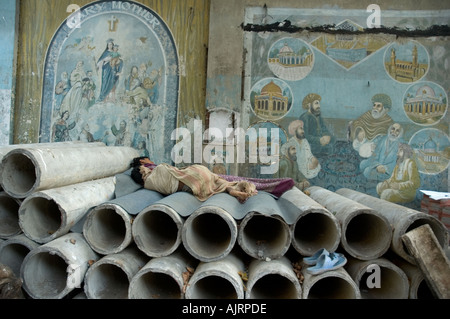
19 177 116 244
83 202 134 255
185 251 246 299
301 262 361 299
391 256 434 299
344 256 410 299
0 192 22 239
0 233 40 277
307 186 392 260
281 187 341 256
245 256 302 299
132 203 185 257
182 205 238 262
128 247 197 299
336 188 449 264
21 232 100 299
0 144 138 199
238 212 291 261
84 245 148 299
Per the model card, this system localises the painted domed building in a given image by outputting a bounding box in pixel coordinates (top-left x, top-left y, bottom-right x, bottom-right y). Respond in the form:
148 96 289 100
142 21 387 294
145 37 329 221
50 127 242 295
254 81 289 119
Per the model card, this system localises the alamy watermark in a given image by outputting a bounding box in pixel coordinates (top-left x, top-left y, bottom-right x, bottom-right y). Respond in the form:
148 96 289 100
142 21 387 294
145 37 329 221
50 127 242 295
171 120 280 175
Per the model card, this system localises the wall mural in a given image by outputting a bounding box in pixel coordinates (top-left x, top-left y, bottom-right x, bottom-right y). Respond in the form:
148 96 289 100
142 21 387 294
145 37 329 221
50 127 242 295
242 8 449 209
40 0 179 165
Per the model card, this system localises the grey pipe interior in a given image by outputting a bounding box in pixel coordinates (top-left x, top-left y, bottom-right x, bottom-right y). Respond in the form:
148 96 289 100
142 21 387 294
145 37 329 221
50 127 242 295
187 275 239 299
133 209 179 256
0 243 31 276
305 277 359 299
184 212 232 259
0 195 21 237
86 263 129 299
292 212 339 254
1 152 37 197
22 252 68 299
20 197 61 240
248 274 299 299
344 213 391 255
84 208 127 253
131 271 182 299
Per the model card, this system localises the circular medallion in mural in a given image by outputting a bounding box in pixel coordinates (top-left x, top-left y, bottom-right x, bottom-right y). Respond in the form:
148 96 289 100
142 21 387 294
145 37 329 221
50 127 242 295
403 81 448 126
268 37 314 81
249 77 293 121
409 128 450 175
383 40 429 83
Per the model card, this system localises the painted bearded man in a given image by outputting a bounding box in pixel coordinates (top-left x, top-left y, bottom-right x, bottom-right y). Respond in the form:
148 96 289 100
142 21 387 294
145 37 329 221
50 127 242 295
376 143 420 203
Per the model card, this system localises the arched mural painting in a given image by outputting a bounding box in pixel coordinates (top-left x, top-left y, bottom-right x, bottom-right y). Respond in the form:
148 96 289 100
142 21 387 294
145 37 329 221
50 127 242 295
242 8 449 209
40 0 179 165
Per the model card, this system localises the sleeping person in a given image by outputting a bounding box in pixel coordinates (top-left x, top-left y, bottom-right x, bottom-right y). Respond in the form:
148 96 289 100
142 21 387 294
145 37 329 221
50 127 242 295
130 157 258 203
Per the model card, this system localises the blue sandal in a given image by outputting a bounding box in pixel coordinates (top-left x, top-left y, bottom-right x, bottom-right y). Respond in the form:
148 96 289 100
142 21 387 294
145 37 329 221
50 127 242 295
303 248 329 265
306 252 347 275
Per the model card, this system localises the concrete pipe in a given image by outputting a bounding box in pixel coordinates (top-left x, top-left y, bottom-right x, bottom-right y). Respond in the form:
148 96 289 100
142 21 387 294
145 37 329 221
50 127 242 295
238 212 291 261
344 256 409 299
21 232 100 299
301 262 361 299
0 145 138 198
19 177 116 244
185 251 245 299
336 188 449 264
83 202 134 255
84 245 148 299
391 256 434 299
0 192 22 239
128 247 196 299
245 256 302 299
132 203 185 257
182 205 237 262
307 186 392 260
282 187 341 256
0 233 40 277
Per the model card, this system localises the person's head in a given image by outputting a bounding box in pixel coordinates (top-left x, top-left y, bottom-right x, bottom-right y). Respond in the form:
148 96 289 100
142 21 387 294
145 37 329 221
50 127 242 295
388 123 403 141
397 143 413 164
287 145 297 161
302 93 321 115
371 93 391 119
288 120 304 139
131 166 144 185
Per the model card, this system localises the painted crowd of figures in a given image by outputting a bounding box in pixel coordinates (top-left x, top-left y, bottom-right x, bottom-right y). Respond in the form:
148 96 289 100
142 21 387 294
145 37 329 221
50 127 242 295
51 39 162 158
275 92 420 204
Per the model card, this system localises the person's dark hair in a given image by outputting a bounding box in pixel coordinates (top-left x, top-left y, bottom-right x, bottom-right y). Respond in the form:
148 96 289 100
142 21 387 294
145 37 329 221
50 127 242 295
130 156 148 168
131 166 144 185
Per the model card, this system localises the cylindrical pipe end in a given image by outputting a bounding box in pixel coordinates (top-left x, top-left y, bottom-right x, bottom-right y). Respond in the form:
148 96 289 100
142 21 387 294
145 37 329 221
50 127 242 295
182 206 237 262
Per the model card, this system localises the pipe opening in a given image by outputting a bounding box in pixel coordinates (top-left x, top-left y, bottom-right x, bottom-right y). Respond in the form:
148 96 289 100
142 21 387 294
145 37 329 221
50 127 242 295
359 267 408 299
1 153 36 196
241 215 289 258
416 279 434 299
134 210 179 255
345 213 391 254
306 276 358 299
22 252 68 298
293 213 338 255
188 275 238 299
131 271 182 299
249 274 298 299
186 213 232 258
20 197 61 240
0 196 21 237
84 208 126 253
0 243 31 276
86 264 129 299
